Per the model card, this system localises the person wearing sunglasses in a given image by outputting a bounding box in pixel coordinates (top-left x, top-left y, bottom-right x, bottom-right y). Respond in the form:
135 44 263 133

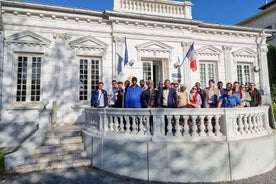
189 86 202 108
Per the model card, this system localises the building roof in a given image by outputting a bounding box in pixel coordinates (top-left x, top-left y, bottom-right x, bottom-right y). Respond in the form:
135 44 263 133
259 0 276 10
0 0 273 36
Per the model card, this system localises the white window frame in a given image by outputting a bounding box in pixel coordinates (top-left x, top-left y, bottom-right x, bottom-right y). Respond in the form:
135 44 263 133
13 53 43 105
199 61 217 89
237 63 252 85
143 61 153 82
78 57 102 102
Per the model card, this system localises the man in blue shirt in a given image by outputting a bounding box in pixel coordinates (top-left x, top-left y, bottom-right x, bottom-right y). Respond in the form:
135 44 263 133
217 87 244 108
125 77 143 108
91 82 108 108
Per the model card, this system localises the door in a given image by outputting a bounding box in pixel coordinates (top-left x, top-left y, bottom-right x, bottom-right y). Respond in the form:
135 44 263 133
143 60 163 88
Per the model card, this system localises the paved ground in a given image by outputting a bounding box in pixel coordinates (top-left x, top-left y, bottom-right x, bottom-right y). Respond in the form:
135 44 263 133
1 166 276 184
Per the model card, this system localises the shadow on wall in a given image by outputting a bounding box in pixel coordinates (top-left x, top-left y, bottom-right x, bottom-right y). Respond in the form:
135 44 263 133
0 122 38 148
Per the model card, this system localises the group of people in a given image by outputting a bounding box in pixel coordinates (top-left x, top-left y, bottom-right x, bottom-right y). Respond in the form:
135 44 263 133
90 77 262 109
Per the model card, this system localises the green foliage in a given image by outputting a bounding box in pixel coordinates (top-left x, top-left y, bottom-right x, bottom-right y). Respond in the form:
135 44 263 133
267 45 276 87
271 84 276 119
0 152 7 174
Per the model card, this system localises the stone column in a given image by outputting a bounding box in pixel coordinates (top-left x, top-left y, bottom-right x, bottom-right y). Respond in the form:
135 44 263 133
222 46 232 83
257 45 270 95
53 33 67 123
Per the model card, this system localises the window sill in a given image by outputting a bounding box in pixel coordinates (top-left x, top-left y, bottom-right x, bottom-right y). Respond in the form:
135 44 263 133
7 102 44 111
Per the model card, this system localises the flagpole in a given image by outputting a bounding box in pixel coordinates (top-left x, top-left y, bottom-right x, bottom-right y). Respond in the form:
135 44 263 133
180 41 194 66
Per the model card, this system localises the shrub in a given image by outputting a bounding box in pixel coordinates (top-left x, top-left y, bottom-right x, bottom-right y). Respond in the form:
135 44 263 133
271 84 276 119
0 152 7 174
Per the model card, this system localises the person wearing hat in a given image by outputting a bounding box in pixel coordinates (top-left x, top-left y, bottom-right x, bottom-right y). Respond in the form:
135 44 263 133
217 87 244 108
125 77 143 108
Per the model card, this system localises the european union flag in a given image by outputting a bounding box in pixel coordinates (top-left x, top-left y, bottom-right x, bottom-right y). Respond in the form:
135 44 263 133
124 37 128 66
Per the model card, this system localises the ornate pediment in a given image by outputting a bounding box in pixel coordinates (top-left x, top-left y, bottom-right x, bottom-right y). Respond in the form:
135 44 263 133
136 41 173 53
232 48 257 58
196 45 222 57
69 36 108 50
5 30 51 46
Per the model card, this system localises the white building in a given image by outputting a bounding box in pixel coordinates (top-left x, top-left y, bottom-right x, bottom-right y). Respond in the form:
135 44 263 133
238 0 276 46
0 0 273 148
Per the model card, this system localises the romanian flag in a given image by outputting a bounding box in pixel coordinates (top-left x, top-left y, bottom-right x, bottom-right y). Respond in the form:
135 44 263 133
185 42 197 72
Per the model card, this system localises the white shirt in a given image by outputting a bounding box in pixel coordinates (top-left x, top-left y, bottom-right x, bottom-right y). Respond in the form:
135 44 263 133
98 90 104 107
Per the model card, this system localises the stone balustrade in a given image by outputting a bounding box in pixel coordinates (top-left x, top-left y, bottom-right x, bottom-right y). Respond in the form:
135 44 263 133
114 0 193 19
83 105 275 182
84 106 271 141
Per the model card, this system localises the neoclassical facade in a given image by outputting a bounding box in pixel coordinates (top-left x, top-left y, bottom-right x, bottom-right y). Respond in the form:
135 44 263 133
0 0 273 147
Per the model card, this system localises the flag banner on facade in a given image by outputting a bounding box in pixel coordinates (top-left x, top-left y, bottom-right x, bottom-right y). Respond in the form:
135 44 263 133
117 53 123 74
184 42 197 72
124 37 129 66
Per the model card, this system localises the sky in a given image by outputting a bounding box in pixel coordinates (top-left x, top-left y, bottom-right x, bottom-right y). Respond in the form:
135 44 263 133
19 0 272 25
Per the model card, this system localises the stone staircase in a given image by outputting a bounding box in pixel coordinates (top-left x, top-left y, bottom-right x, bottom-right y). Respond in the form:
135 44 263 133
14 125 91 173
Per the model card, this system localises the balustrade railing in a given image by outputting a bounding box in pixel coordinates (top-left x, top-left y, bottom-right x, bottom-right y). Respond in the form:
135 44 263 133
114 0 192 19
84 106 271 141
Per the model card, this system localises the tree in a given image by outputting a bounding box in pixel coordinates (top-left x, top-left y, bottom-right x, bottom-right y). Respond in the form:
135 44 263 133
267 45 276 86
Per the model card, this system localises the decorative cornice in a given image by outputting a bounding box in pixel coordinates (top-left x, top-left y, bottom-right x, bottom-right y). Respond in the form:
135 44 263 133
1 0 272 39
136 40 173 53
69 35 108 51
196 45 223 57
1 6 104 24
232 48 257 58
5 30 51 47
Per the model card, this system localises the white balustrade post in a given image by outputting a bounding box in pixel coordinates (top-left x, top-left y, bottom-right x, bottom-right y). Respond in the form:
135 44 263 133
114 115 119 132
248 114 254 133
143 116 151 136
198 115 206 137
257 113 264 131
131 116 138 134
166 115 174 136
174 115 181 137
138 116 144 135
237 115 245 135
243 114 249 134
252 114 258 132
151 109 166 140
191 116 198 137
98 110 106 133
222 109 236 141
106 115 112 132
206 115 214 136
183 116 189 137
124 116 131 134
262 106 272 134
214 115 222 136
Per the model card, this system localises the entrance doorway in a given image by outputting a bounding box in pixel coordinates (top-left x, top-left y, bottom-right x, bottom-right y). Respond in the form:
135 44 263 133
142 60 163 88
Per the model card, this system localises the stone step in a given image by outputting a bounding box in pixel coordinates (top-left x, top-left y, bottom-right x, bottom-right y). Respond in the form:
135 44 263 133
42 136 83 145
25 150 88 164
46 129 82 138
14 158 91 173
35 143 85 154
